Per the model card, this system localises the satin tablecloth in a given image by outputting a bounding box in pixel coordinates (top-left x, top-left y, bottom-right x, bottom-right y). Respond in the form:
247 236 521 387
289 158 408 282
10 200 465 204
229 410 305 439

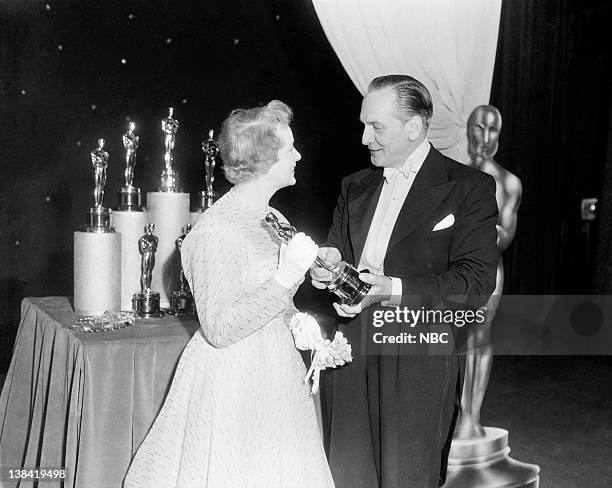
0 297 199 488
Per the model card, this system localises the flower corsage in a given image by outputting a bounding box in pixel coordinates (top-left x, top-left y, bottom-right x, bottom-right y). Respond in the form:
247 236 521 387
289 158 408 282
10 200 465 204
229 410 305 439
289 312 353 394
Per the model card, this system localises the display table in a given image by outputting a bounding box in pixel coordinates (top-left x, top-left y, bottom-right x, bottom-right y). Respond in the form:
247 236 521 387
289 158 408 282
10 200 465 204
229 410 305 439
0 297 199 488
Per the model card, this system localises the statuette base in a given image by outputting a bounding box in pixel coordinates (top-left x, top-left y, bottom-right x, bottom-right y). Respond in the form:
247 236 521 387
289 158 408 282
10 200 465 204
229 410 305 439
132 291 165 318
118 187 142 211
168 290 195 317
445 427 540 488
327 262 372 306
85 206 113 233
159 168 182 193
192 190 219 212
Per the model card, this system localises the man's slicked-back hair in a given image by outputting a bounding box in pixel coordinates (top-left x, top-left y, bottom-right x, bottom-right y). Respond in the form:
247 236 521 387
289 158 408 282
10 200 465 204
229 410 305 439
219 100 293 184
368 75 433 128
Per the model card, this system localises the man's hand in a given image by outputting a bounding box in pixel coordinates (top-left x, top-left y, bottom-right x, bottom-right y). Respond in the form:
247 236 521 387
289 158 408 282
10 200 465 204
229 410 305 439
332 273 393 317
310 247 342 290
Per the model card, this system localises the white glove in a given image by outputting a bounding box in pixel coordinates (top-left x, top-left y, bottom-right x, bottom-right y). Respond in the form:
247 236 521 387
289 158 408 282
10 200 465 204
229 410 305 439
289 312 324 350
274 233 319 289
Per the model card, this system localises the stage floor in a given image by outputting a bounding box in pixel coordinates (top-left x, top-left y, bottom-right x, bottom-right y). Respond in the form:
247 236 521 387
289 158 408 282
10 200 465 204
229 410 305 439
480 355 612 488
1 355 610 487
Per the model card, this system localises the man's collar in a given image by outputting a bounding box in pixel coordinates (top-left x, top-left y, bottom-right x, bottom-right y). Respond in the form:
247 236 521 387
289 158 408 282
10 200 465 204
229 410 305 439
383 138 430 183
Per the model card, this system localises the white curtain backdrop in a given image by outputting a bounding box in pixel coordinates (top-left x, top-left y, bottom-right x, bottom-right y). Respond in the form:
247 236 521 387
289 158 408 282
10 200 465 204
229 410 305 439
311 0 502 163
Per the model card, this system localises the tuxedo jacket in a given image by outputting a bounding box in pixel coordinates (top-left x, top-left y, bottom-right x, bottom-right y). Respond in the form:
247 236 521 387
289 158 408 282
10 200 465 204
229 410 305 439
326 144 499 306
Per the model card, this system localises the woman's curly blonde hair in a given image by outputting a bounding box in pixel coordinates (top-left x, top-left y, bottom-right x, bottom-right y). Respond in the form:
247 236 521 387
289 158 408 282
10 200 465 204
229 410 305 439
219 100 293 184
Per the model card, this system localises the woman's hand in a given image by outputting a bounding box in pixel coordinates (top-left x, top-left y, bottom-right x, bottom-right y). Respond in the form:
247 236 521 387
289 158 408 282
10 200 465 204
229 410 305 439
289 313 324 350
274 233 319 289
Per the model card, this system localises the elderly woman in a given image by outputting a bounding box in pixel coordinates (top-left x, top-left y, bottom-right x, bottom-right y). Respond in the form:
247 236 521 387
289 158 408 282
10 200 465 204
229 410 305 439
124 101 335 488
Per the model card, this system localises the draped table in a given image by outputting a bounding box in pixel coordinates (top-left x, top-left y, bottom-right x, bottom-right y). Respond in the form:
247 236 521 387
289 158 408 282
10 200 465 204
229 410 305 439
0 297 199 488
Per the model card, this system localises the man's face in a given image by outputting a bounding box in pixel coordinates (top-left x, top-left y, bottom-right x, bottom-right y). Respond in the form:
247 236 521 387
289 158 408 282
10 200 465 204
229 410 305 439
467 106 501 159
360 88 413 168
265 125 301 188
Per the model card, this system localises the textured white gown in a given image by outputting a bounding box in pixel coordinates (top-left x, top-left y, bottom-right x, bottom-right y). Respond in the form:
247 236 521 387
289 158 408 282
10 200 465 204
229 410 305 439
123 191 334 488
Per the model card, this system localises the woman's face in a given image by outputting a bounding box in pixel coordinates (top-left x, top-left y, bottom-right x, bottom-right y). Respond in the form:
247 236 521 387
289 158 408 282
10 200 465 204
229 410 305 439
265 125 302 189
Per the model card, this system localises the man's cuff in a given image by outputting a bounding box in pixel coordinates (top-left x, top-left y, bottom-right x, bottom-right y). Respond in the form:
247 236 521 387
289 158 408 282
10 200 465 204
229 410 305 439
381 277 402 307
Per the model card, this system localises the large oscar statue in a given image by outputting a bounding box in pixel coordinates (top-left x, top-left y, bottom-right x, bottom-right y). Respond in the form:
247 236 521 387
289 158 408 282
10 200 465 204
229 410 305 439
74 139 121 315
445 106 538 488
112 121 150 311
147 107 190 308
191 129 220 225
132 224 164 318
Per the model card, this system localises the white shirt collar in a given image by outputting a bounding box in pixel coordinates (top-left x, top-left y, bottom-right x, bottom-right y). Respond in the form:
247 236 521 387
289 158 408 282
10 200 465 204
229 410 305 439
383 138 430 183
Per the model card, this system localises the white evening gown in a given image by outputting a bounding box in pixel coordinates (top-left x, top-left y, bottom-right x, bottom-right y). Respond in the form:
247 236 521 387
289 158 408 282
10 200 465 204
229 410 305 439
123 191 334 488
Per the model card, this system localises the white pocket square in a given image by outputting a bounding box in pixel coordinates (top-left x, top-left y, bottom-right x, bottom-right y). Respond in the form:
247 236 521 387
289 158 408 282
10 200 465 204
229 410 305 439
432 214 455 231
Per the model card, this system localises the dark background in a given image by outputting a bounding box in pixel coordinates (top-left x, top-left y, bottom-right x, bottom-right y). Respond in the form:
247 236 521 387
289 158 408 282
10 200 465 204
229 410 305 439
1 0 611 371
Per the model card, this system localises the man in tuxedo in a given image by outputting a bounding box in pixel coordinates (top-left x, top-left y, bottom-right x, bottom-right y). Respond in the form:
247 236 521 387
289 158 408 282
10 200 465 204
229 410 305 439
311 75 499 488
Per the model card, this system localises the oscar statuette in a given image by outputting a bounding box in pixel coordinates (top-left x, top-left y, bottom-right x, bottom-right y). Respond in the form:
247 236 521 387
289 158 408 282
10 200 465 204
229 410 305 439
86 138 113 232
168 224 195 316
132 223 165 318
265 213 371 305
118 121 142 210
147 107 190 308
191 130 220 224
159 107 181 192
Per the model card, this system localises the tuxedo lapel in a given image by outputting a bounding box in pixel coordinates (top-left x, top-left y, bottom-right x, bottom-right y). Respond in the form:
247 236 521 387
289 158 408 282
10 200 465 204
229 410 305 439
347 169 384 266
388 147 455 250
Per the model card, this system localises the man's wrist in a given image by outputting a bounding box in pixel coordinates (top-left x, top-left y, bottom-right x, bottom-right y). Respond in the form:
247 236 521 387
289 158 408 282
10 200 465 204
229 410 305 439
381 276 402 306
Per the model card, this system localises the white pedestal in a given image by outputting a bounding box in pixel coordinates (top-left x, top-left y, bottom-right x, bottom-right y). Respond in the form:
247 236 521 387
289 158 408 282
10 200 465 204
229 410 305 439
111 210 150 311
146 192 190 308
74 231 121 316
444 427 540 487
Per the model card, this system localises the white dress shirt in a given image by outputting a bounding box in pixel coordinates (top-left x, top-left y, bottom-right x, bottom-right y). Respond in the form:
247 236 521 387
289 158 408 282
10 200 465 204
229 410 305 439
357 138 431 306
